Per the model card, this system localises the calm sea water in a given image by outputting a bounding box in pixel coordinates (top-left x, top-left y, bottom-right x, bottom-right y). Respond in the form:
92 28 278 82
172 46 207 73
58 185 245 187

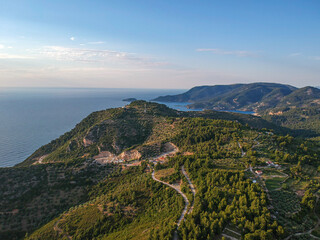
157 102 255 114
0 88 185 167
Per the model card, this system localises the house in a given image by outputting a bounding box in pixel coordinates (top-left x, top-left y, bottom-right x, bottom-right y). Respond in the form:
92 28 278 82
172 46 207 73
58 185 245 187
266 160 281 168
255 170 263 175
266 160 275 166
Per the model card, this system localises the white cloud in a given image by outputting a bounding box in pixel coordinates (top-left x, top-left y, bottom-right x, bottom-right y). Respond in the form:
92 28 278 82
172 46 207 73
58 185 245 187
0 53 34 59
70 37 75 41
196 48 257 57
87 41 105 45
40 46 168 67
0 45 14 50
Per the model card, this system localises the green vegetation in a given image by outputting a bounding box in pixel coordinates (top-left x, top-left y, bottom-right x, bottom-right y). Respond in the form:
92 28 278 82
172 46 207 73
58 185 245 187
0 161 113 240
263 106 320 137
154 82 296 111
0 101 319 240
265 178 284 191
154 83 320 137
27 167 184 240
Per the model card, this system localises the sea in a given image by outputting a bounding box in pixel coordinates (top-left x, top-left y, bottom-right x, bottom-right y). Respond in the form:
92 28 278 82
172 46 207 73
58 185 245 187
0 88 187 167
0 88 254 168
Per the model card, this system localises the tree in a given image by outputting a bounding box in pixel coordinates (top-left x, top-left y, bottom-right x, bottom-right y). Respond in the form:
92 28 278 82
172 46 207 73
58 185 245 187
276 226 284 237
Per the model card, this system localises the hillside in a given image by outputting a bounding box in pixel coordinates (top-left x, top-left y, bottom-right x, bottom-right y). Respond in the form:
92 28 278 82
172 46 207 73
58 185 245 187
1 101 319 240
263 87 320 136
18 100 291 168
154 83 320 136
273 86 320 109
154 82 297 111
154 84 245 103
263 106 320 137
154 83 320 113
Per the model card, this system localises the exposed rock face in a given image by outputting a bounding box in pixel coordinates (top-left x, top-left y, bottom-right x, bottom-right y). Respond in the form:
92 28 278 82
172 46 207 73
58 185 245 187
93 150 141 164
83 138 94 147
32 154 48 165
94 151 118 164
268 111 283 116
118 150 141 161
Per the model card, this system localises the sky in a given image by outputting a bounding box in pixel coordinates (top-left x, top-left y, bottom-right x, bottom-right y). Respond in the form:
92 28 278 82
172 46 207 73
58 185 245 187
0 0 319 89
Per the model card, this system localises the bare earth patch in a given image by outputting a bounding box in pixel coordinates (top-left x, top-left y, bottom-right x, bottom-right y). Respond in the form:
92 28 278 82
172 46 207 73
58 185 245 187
154 168 175 180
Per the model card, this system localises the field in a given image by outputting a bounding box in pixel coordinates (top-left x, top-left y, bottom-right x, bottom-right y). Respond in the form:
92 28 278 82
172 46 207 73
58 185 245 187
154 167 175 180
265 177 285 191
270 190 301 215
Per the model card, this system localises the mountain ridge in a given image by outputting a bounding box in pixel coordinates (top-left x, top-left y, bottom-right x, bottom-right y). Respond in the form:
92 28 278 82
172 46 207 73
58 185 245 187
153 82 299 111
154 83 320 136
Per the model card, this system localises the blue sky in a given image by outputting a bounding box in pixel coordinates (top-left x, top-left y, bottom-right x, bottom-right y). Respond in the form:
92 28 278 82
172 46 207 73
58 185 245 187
0 0 319 88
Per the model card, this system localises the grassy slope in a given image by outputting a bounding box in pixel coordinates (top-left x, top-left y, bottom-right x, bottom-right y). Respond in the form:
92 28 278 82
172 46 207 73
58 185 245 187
1 101 319 239
27 168 184 240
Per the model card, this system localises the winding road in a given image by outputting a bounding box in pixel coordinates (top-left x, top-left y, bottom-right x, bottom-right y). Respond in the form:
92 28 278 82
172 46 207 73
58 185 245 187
152 166 196 240
181 166 196 214
152 169 189 227
238 142 246 157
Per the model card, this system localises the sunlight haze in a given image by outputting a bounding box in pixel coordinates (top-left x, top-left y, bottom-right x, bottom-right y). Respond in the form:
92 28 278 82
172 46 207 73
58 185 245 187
0 0 319 88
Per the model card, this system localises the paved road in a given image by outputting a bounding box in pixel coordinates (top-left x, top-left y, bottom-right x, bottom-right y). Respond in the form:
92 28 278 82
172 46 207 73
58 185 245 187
152 168 191 240
152 169 189 227
181 166 196 214
238 142 246 157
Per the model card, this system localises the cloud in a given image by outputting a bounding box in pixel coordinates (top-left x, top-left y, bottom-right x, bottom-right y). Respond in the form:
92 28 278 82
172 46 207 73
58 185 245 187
0 45 14 50
87 41 105 45
40 46 168 67
311 56 320 61
196 48 257 57
0 53 34 59
79 41 105 46
70 37 75 41
289 52 302 57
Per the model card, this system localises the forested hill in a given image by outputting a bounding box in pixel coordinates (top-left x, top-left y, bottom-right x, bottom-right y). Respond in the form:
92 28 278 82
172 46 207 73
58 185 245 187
154 83 320 113
154 83 320 137
153 82 297 111
1 101 319 240
154 84 245 103
17 100 288 167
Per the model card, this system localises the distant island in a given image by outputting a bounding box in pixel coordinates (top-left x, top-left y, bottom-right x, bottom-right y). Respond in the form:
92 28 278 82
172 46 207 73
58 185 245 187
154 82 320 137
122 98 137 102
